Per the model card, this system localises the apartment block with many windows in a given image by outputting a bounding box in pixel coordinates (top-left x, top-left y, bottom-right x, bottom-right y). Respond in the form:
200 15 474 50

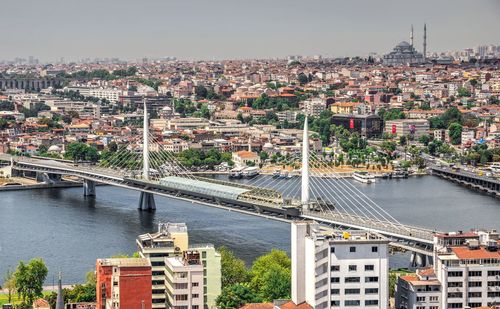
292 221 389 309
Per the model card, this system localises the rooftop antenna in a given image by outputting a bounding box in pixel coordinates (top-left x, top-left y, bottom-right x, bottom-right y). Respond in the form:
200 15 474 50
423 23 427 61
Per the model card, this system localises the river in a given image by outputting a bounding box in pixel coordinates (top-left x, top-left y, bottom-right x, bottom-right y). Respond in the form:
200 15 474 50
0 175 498 284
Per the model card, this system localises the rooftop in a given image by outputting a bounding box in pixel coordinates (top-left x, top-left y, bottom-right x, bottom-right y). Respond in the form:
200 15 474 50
97 258 151 267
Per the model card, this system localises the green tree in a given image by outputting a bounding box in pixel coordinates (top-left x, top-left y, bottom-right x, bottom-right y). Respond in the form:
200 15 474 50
38 144 48 154
216 284 261 309
3 268 16 303
108 141 118 153
219 246 249 288
457 87 471 97
448 122 462 145
195 85 208 98
297 73 309 85
14 258 48 305
418 134 431 146
259 151 269 161
250 249 291 301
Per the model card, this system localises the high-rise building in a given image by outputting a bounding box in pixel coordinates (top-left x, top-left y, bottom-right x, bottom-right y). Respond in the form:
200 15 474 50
96 258 152 309
137 223 221 309
292 221 390 309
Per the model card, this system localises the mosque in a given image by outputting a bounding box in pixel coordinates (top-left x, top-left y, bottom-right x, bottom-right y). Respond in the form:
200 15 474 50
383 24 427 65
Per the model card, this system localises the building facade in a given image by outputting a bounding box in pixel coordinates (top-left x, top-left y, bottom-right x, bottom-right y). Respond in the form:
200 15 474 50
384 119 430 138
292 221 389 309
96 258 152 309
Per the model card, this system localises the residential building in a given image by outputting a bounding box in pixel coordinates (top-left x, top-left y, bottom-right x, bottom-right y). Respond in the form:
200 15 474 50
303 98 326 117
96 258 152 309
384 119 430 138
292 221 390 309
395 268 441 309
137 223 221 309
165 251 204 309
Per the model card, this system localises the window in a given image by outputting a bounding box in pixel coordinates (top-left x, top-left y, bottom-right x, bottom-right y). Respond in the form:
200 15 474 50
365 265 374 271
448 271 463 277
345 300 360 306
416 296 425 302
468 292 481 298
468 271 482 277
348 265 357 271
192 306 199 309
202 251 206 259
331 289 340 295
469 281 482 287
331 265 340 272
344 288 360 295
330 301 340 307
365 288 378 294
371 246 378 253
174 283 188 289
468 304 482 308
365 276 379 283
345 277 360 283
330 247 335 253
416 307 425 309
488 281 500 287
429 296 438 302
447 303 462 308
192 282 199 287
447 292 463 298
331 277 340 283
349 246 356 253
447 282 462 287
488 270 500 276
365 300 378 306
192 294 199 298
174 294 188 301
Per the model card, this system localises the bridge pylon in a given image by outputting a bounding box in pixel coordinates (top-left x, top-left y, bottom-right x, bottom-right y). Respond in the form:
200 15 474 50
83 179 96 196
301 116 310 210
139 98 156 211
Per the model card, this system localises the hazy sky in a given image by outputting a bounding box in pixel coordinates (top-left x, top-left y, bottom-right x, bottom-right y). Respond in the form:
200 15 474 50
1 0 499 61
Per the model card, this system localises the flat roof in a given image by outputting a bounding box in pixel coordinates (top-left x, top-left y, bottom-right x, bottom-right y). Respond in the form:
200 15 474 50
97 258 150 267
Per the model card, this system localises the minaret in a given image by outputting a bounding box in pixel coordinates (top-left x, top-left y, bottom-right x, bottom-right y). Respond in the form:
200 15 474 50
55 272 64 309
410 24 414 48
301 117 310 208
423 23 427 61
143 98 149 180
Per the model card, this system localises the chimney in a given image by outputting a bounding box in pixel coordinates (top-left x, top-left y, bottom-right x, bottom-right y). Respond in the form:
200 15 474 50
423 23 427 61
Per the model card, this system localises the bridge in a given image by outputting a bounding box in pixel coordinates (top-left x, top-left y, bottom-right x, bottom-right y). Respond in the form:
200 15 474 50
1 101 438 266
430 165 500 198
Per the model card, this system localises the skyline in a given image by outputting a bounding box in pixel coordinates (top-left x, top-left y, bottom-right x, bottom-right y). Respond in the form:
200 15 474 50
1 0 500 62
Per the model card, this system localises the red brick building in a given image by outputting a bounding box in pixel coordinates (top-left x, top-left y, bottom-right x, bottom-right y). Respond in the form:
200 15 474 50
96 258 152 309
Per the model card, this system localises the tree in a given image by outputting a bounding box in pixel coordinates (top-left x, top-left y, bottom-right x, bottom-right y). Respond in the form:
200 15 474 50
108 141 118 153
38 144 48 154
448 122 462 145
14 258 48 305
259 151 269 162
250 249 291 301
219 246 249 288
418 134 430 146
3 268 16 303
457 87 471 97
195 85 208 99
297 73 309 85
399 135 407 146
216 284 261 309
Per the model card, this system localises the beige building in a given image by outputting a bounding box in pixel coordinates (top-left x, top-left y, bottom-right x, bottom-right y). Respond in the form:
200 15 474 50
165 251 204 309
384 119 430 138
232 150 260 167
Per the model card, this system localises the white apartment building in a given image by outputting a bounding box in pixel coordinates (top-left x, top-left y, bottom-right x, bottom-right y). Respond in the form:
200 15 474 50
292 221 389 309
165 251 204 309
137 223 221 309
433 231 500 309
395 230 500 309
303 98 326 117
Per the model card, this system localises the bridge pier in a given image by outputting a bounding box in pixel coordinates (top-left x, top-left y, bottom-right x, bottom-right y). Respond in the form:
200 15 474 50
410 252 432 268
83 179 96 196
138 192 156 211
36 172 61 184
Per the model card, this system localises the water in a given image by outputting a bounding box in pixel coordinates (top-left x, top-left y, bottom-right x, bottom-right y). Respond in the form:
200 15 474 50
0 176 498 284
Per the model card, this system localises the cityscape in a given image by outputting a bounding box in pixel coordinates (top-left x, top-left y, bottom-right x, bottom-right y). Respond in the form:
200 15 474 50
1 1 500 309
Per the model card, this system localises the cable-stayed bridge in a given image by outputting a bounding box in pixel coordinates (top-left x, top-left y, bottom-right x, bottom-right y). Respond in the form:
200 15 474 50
1 104 437 266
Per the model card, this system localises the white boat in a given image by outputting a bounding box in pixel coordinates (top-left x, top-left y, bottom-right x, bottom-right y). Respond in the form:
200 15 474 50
242 166 260 178
352 171 375 184
229 167 244 179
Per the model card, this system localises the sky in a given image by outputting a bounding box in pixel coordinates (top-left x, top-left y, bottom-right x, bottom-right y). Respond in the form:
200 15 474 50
1 0 499 62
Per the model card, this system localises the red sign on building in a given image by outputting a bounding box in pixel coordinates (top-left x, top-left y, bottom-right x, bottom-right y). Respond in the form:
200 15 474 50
349 118 354 129
392 124 397 134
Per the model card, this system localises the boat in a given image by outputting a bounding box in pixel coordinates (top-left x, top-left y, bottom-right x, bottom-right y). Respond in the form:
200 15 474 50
279 171 289 179
392 168 409 179
242 166 260 178
272 169 281 178
229 167 244 179
352 171 375 184
286 173 293 179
